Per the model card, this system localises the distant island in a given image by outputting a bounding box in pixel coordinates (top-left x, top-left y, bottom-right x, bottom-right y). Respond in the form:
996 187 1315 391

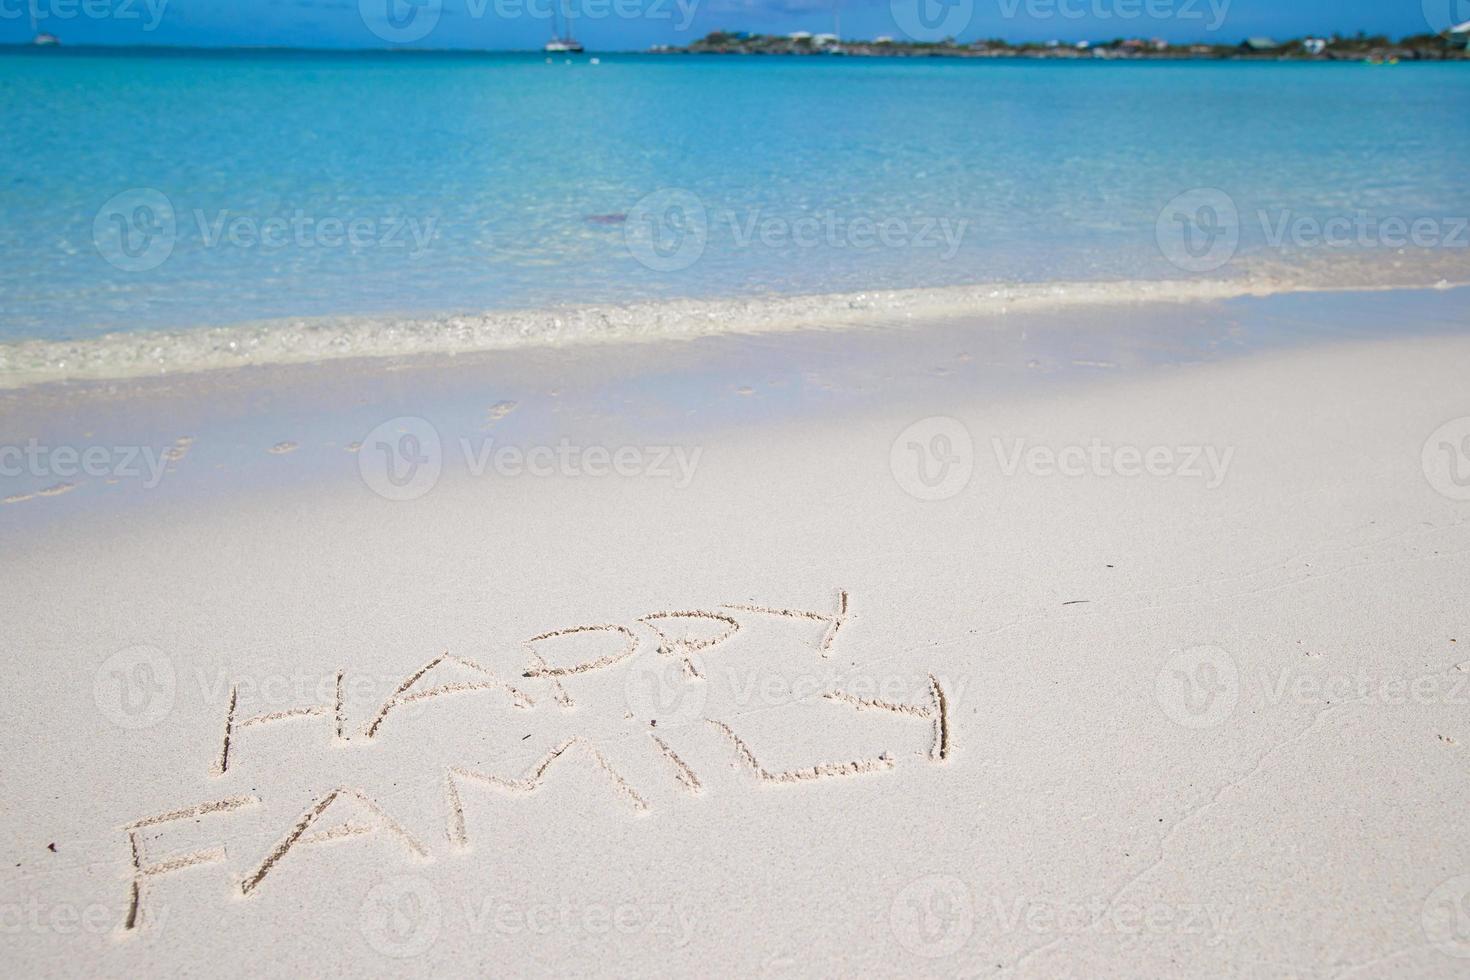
652 29 1470 62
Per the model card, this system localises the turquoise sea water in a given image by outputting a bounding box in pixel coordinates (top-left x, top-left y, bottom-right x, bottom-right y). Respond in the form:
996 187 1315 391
2 49 1469 343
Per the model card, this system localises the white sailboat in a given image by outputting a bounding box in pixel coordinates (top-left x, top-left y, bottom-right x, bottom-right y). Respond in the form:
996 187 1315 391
30 9 59 45
544 2 584 53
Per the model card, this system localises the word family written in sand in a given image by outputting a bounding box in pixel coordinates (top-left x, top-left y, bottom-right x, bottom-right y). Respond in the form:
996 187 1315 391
118 590 952 933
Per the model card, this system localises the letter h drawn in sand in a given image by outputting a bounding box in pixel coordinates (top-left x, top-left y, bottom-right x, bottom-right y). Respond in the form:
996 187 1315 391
211 672 346 777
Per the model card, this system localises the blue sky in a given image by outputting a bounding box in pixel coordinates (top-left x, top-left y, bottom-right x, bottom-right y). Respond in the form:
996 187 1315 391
0 0 1459 50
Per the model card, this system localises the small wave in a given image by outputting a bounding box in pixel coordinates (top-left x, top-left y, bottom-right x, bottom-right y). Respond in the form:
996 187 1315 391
2 253 1465 390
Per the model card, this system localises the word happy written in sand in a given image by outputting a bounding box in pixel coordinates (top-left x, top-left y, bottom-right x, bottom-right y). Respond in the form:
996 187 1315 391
116 591 951 932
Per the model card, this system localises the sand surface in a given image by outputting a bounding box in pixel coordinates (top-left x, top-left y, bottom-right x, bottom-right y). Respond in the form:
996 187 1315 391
2 291 1469 977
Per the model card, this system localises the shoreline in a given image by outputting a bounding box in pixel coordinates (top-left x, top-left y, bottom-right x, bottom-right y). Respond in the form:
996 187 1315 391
4 258 1467 391
658 43 1469 64
5 283 1466 520
2 44 1466 63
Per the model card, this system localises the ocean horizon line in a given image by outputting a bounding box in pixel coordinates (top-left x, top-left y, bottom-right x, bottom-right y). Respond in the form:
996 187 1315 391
0 33 1447 58
0 41 645 55
1 43 1460 67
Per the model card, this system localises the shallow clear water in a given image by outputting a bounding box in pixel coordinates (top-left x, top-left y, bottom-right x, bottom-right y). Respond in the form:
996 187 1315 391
2 49 1469 342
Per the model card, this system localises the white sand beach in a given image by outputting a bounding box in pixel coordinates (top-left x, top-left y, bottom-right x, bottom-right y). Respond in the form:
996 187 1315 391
3 287 1469 976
